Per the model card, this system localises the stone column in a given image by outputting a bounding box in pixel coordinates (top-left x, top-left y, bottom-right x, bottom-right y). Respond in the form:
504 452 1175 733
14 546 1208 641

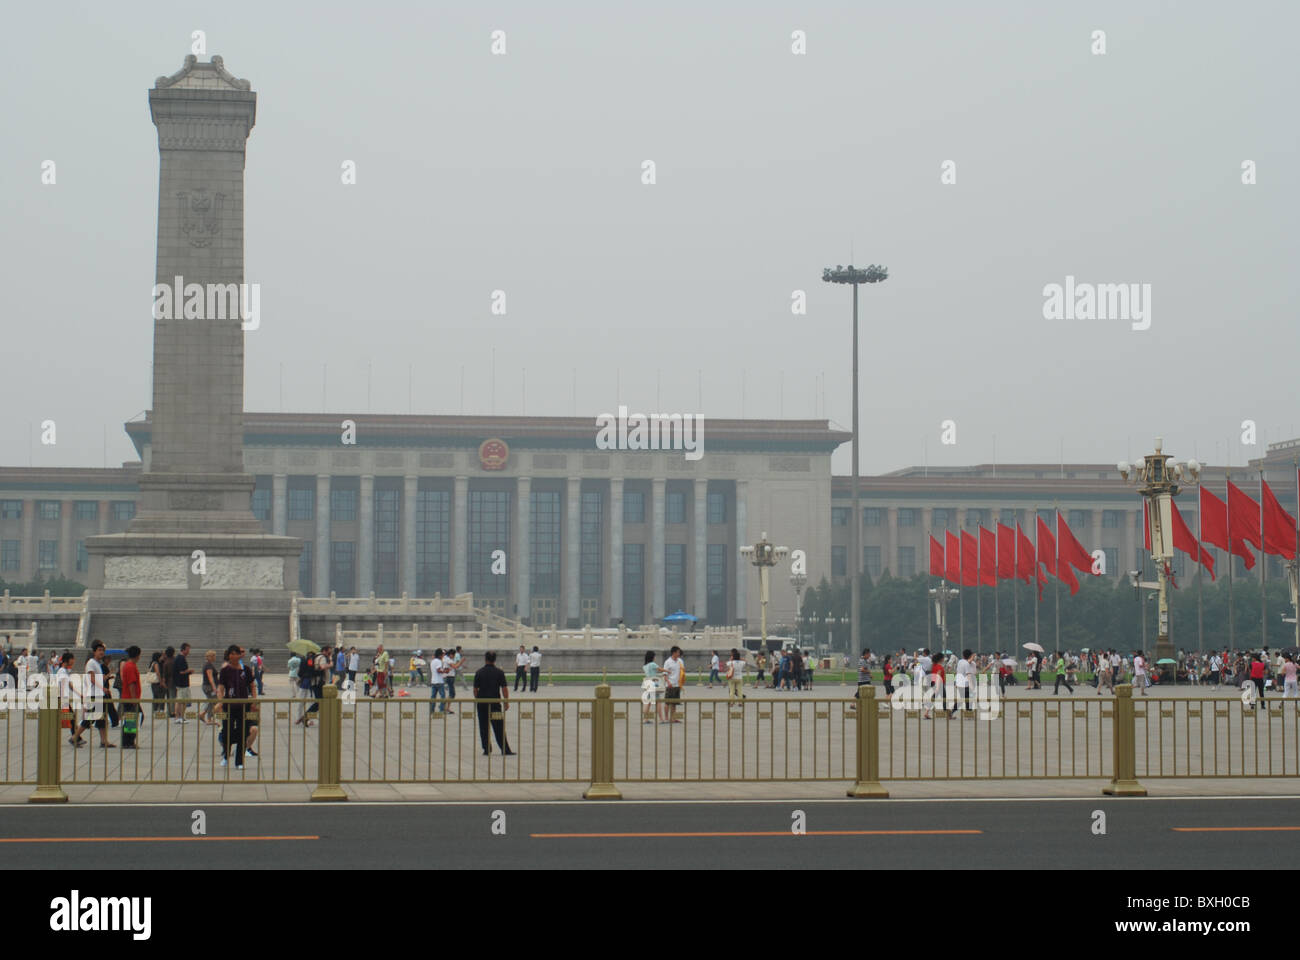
921 507 934 539
1125 507 1138 575
734 481 748 624
98 500 110 535
59 501 73 580
20 498 34 582
885 506 899 578
402 475 417 596
452 476 468 595
315 475 330 597
609 478 624 624
650 478 666 622
693 479 707 620
564 477 581 627
515 476 531 620
359 475 374 595
272 474 288 536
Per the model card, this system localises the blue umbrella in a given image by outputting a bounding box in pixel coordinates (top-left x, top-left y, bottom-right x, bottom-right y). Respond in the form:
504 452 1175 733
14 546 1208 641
662 610 698 623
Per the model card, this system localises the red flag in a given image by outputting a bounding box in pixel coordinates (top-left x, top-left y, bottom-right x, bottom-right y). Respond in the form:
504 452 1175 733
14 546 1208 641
1057 511 1095 576
978 526 997 587
996 523 1016 580
929 535 945 577
1171 502 1215 581
945 530 960 583
1143 501 1152 551
1200 485 1256 571
1164 561 1178 590
1015 523 1035 583
960 530 979 587
1227 480 1262 551
1261 479 1298 558
1036 515 1057 576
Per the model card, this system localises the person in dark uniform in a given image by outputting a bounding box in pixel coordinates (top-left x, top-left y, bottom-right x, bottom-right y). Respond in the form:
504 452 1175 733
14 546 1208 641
473 651 515 757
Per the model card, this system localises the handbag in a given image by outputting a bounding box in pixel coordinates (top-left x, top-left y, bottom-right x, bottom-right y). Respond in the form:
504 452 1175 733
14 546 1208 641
123 712 138 736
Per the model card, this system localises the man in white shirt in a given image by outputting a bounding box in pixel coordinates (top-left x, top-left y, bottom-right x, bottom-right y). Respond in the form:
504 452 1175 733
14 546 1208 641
1209 653 1223 690
514 646 529 692
428 649 448 714
528 646 541 692
950 649 974 718
661 646 685 722
1132 651 1146 695
442 648 458 711
74 642 112 748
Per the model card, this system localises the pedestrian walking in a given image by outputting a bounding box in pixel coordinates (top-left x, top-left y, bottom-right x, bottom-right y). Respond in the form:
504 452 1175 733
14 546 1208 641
661 646 685 722
725 648 746 701
642 651 663 723
1053 652 1073 695
216 645 250 768
855 648 872 698
172 642 193 722
429 648 448 714
754 651 766 689
708 651 721 689
73 643 114 749
950 649 974 718
1282 654 1298 699
882 654 894 696
472 651 514 756
1249 653 1267 708
200 650 219 725
120 646 142 749
1132 651 1147 695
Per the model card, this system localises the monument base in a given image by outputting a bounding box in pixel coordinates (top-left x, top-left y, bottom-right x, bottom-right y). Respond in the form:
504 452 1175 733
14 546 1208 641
84 530 302 650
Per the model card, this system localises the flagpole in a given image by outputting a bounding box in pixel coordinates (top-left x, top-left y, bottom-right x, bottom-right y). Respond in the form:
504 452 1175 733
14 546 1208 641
1261 470 1267 652
1294 459 1299 655
1197 492 1204 656
1054 503 1060 655
926 530 933 654
1033 505 1040 654
977 534 983 656
1227 469 1235 652
1013 525 1019 657
994 526 1001 655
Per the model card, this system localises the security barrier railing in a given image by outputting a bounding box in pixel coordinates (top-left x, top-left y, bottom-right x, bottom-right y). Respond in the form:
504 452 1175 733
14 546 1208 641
8 685 1300 802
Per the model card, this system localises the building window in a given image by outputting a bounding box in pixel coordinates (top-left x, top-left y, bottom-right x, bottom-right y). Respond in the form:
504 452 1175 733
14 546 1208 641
864 546 882 580
1000 508 1018 526
966 509 986 528
898 546 916 578
1102 510 1121 528
863 508 882 527
1 541 18 571
623 491 645 524
0 500 21 520
373 487 400 597
666 491 686 524
288 487 315 521
707 491 726 525
664 544 686 613
37 501 60 521
330 541 356 596
416 490 451 597
932 508 949 530
38 540 58 571
112 501 136 521
831 545 846 577
831 507 849 527
897 509 916 527
1068 510 1088 529
74 501 98 521
530 490 561 596
580 491 602 599
251 487 271 523
330 488 357 523
470 490 511 598
623 543 644 626
298 540 313 596
1037 510 1056 531
1103 547 1118 577
76 540 88 573
707 543 727 623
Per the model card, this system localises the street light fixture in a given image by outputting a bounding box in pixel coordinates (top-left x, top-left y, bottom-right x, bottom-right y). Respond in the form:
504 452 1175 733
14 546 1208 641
823 263 888 663
740 532 789 654
1118 438 1200 678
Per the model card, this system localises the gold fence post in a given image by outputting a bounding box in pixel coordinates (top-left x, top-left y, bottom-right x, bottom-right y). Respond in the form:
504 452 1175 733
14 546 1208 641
584 684 622 800
1103 684 1146 796
29 706 68 804
312 686 347 801
847 685 888 798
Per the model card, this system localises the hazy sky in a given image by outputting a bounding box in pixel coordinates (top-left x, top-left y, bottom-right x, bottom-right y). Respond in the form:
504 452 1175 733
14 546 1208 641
3 1 1296 475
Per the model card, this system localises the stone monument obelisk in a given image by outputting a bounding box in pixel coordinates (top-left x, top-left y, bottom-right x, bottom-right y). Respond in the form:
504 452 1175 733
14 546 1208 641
85 54 301 647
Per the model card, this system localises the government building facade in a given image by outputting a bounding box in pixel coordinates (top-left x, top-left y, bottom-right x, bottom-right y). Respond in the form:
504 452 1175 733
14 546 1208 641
2 414 1294 628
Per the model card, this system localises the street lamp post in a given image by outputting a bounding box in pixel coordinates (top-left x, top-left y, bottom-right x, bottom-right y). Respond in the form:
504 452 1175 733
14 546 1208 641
790 569 807 650
929 581 960 653
740 532 789 654
823 263 888 663
1119 438 1201 679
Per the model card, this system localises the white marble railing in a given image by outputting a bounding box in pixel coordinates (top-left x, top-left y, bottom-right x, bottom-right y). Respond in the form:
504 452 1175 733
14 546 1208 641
0 591 86 614
297 592 477 616
329 621 743 652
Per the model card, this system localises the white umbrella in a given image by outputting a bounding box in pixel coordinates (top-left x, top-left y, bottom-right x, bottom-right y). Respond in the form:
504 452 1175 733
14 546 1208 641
1023 642 1045 653
1001 658 1019 667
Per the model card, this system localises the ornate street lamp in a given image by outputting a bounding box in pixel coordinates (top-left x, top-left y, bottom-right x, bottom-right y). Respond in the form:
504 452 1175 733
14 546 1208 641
1118 438 1201 675
790 568 808 648
822 263 888 659
929 582 960 652
740 532 789 653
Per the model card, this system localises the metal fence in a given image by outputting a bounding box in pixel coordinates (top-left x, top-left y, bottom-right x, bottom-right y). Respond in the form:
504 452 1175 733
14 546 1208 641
8 685 1300 802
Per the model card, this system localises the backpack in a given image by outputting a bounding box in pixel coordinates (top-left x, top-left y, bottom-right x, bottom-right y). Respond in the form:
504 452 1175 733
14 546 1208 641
299 657 315 684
